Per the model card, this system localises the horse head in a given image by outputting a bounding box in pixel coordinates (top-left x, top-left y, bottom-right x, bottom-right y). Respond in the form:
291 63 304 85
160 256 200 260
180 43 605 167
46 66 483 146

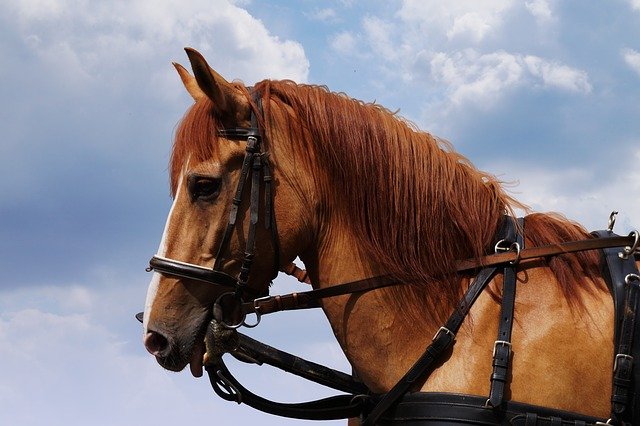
142 48 314 377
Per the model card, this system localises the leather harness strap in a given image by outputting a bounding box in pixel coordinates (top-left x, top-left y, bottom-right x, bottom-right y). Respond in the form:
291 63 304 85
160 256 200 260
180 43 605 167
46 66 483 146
595 230 640 424
242 233 638 318
487 217 524 409
456 235 635 272
361 265 501 425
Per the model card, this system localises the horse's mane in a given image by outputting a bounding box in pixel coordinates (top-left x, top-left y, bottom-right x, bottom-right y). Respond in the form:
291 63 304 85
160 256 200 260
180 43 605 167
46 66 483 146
170 80 604 326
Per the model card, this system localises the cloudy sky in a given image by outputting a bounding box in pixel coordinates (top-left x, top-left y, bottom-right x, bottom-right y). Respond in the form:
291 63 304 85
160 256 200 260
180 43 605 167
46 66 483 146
1 1 639 425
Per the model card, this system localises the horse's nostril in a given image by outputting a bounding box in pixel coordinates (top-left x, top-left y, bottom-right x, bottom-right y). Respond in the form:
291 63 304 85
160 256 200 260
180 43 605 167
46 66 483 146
144 330 170 357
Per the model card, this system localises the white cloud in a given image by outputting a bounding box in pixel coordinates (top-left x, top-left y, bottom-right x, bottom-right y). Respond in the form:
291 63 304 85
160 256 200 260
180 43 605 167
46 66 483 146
2 0 309 94
0 280 348 426
524 55 592 92
308 8 337 23
429 50 591 109
622 48 640 76
398 0 516 43
362 16 398 59
525 0 555 23
330 31 357 55
484 148 640 232
630 0 640 11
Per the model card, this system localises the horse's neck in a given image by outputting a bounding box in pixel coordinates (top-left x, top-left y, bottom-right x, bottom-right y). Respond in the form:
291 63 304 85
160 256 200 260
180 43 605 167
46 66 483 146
302 225 442 391
304 227 615 417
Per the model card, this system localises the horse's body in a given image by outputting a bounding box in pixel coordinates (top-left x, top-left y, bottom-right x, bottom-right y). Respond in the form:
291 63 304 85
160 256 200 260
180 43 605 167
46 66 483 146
143 48 637 422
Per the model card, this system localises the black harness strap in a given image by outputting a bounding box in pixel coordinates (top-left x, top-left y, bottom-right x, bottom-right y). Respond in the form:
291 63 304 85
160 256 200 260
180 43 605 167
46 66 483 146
361 265 501 425
487 218 524 409
594 230 640 424
375 392 605 425
362 218 523 425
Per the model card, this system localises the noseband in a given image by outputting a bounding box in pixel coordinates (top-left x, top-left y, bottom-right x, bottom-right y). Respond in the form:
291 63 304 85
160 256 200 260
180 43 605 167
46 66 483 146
147 89 280 328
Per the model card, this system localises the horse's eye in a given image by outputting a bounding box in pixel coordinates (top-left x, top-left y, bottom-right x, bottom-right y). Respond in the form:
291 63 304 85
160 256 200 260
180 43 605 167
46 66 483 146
188 175 221 202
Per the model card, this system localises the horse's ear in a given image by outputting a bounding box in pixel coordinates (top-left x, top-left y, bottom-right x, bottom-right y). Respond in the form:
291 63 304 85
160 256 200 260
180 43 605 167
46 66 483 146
173 62 206 101
184 47 243 117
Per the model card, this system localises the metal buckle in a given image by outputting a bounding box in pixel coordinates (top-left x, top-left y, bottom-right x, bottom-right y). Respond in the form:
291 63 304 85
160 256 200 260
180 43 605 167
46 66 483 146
494 239 510 253
432 326 455 342
614 353 634 371
492 340 512 357
494 239 521 265
595 419 613 425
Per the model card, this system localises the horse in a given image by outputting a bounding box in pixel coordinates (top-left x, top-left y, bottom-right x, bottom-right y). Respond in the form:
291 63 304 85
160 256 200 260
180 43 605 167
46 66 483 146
142 48 640 424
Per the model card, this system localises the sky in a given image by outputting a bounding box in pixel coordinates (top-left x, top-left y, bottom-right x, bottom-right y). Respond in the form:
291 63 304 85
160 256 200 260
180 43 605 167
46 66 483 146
1 0 639 425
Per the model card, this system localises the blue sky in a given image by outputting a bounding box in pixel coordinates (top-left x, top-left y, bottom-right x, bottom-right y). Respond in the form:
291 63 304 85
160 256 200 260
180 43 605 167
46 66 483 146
1 1 639 425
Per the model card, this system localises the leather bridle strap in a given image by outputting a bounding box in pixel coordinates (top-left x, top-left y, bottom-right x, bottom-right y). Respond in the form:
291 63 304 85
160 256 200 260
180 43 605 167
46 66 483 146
243 275 398 316
147 89 280 304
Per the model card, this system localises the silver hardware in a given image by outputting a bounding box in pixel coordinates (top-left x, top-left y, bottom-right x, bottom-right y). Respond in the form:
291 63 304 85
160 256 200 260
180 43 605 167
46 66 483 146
619 230 639 260
432 326 455 341
595 418 613 425
494 239 521 265
607 211 618 232
242 311 262 328
614 353 634 371
509 242 521 265
350 394 369 405
494 239 509 253
492 340 512 357
625 273 640 286
214 292 247 330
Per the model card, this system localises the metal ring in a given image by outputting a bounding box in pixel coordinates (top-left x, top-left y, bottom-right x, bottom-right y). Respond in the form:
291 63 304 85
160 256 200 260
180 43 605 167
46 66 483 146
509 242 521 265
625 273 640 286
214 292 247 330
241 311 262 328
619 230 639 260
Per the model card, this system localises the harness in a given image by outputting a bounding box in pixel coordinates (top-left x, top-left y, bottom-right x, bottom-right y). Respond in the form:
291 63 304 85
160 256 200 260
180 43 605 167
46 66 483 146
140 88 640 425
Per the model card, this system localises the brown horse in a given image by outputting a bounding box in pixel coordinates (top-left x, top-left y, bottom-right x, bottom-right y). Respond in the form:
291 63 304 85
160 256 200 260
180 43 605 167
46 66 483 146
143 48 638 421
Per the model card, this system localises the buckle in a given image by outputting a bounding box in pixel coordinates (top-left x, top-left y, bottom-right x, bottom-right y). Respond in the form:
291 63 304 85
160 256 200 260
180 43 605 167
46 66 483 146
432 326 456 342
494 239 521 265
492 340 512 357
614 353 633 371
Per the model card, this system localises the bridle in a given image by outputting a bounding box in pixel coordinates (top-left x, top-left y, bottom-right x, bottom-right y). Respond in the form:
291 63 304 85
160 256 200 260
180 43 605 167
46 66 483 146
141 85 640 424
147 88 281 328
